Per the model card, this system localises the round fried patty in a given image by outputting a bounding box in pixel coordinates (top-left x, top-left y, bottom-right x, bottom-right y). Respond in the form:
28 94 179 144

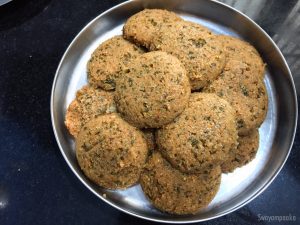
204 59 268 135
76 113 148 189
140 151 221 215
156 93 238 173
87 35 144 90
222 129 259 173
150 21 225 90
115 51 191 128
217 35 265 78
65 85 116 137
123 9 182 48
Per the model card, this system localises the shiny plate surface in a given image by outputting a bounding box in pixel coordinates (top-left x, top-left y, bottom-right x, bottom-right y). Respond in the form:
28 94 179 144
0 0 12 6
50 0 298 223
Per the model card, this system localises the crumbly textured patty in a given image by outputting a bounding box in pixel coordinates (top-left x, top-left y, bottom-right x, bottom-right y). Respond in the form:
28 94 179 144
115 51 191 128
140 152 221 215
65 85 116 137
123 9 182 48
76 114 148 189
217 35 265 78
204 59 268 135
222 129 259 173
156 93 238 173
87 35 144 90
150 21 225 90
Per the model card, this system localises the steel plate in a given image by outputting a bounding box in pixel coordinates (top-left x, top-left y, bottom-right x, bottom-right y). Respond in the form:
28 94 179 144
51 0 298 223
0 0 12 7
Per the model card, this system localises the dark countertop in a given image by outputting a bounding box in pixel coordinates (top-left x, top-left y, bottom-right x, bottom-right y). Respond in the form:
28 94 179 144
0 0 299 224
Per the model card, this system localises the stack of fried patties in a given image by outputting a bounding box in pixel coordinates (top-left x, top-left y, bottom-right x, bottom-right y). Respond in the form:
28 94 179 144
65 9 268 215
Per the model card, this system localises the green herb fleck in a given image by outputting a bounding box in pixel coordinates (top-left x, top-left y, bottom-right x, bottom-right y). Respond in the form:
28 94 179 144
240 85 249 96
128 78 133 87
204 116 211 121
188 51 195 59
237 119 245 129
149 19 157 26
188 137 199 147
143 102 150 112
104 78 116 88
217 91 224 97
190 38 207 48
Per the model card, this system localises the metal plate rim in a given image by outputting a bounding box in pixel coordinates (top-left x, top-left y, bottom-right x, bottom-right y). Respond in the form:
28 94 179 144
50 0 298 223
0 0 13 7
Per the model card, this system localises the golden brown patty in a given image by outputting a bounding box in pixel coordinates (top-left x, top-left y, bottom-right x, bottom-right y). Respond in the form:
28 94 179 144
217 35 265 78
204 59 268 135
115 51 191 128
65 85 116 137
123 9 182 48
222 129 259 173
76 113 148 189
156 93 238 173
140 151 221 215
87 35 144 90
150 21 225 90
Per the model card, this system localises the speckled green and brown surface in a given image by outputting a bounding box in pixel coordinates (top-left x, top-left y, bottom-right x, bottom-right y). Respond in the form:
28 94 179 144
63 8 268 215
